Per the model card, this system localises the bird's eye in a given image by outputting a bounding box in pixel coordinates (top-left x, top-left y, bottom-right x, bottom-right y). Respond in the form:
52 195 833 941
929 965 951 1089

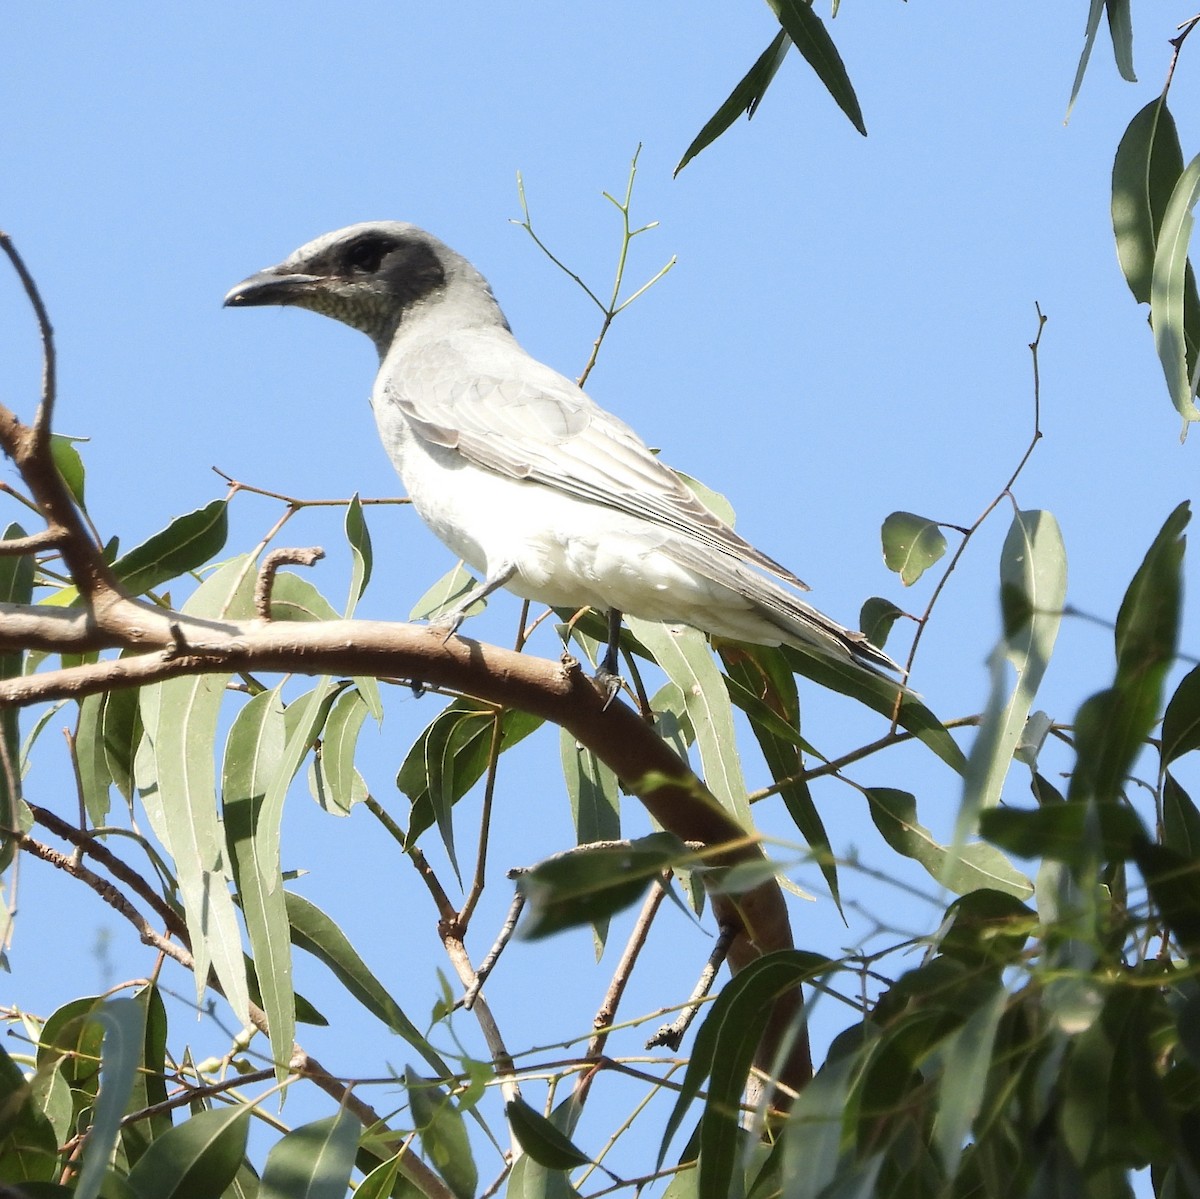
344 238 388 274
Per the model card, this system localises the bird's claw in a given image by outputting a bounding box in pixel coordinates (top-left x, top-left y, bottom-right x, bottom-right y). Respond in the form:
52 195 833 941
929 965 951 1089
428 610 466 644
593 667 623 710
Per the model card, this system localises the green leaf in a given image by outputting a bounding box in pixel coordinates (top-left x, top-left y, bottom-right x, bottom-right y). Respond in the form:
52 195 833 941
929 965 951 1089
560 729 620 847
74 998 145 1199
101 681 143 804
409 562 482 622
765 0 866 136
674 470 736 525
0 523 33 871
310 687 370 816
517 833 689 940
223 686 293 1083
506 1098 592 1171
1066 0 1108 122
112 499 229 596
1163 772 1200 858
138 555 256 1025
398 698 542 870
1152 153 1200 427
1105 0 1136 83
266 571 341 623
658 950 830 1197
344 493 373 614
1162 664 1200 768
980 802 1145 865
952 511 1066 876
676 30 790 175
405 1068 477 1199
866 787 1031 898
260 1111 360 1199
1133 840 1200 959
931 985 1007 1176
284 890 453 1079
1071 502 1188 804
75 692 113 825
881 511 947 586
0 1039 59 1183
780 642 966 773
627 617 751 828
126 1104 251 1199
858 597 904 649
1113 99 1186 305
780 1047 859 1199
720 644 839 907
49 434 87 508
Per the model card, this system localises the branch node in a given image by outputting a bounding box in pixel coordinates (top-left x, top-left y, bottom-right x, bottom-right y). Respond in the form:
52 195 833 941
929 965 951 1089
255 546 326 619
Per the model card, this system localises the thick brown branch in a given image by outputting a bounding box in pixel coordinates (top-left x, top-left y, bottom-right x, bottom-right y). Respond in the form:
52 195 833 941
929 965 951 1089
0 607 811 1090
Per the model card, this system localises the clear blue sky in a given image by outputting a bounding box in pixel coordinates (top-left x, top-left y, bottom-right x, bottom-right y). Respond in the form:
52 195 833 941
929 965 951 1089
1 2 1195 1187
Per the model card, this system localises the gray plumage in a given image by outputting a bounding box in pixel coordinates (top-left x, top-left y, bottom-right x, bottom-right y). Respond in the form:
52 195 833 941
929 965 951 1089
225 221 896 676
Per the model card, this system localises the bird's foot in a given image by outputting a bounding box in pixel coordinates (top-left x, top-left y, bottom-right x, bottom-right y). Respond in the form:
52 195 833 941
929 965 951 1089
428 609 466 644
593 666 623 711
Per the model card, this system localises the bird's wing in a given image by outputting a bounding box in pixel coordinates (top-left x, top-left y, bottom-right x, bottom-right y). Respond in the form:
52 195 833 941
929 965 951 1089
383 333 807 588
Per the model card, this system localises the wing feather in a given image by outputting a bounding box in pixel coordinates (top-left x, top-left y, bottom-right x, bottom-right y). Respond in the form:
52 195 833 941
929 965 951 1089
385 333 808 589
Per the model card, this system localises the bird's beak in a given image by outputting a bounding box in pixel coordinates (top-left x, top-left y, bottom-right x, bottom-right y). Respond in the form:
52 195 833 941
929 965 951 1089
223 265 324 308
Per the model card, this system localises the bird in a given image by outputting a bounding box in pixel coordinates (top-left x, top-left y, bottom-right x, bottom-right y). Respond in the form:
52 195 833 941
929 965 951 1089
224 221 897 685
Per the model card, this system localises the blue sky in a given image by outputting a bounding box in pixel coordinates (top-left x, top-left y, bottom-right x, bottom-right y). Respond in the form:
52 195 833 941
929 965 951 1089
2 2 1198 1187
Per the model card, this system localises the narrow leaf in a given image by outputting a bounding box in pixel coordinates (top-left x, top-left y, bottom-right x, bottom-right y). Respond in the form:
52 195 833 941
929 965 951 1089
409 562 482 622
74 998 145 1199
1162 663 1200 767
311 687 370 816
1105 0 1136 83
1066 0 1108 123
113 499 229 596
260 1111 360 1199
75 693 113 826
223 686 294 1081
955 510 1066 848
658 949 829 1193
1113 99 1185 304
676 31 790 175
126 1104 251 1199
867 787 1032 898
931 985 1007 1176
1071 502 1188 803
49 434 86 509
405 1068 477 1199
139 556 256 1024
518 833 690 940
344 493 373 614
398 698 542 861
721 644 839 906
765 0 866 135
506 1098 592 1170
1151 154 1200 426
628 617 752 828
284 890 453 1078
0 524 33 870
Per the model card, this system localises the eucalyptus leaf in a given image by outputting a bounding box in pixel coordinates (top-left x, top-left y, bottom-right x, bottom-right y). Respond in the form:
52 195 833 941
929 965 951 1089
881 511 947 586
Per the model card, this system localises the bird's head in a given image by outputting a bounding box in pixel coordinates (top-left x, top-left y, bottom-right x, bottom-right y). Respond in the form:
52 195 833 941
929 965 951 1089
224 221 502 353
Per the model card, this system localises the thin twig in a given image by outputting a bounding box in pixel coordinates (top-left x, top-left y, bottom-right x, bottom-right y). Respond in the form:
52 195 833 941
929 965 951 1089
254 546 325 619
901 305 1047 686
458 711 505 929
0 231 56 439
576 877 669 1104
645 922 737 1051
215 466 411 509
462 890 526 1011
